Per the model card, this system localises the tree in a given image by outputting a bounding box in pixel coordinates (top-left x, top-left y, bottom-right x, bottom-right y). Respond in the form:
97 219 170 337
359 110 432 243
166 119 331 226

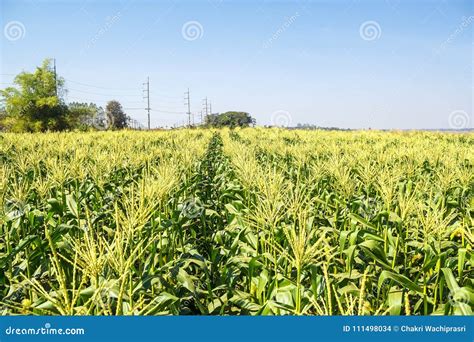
205 111 255 128
205 113 220 127
105 100 129 129
67 102 106 130
0 59 68 132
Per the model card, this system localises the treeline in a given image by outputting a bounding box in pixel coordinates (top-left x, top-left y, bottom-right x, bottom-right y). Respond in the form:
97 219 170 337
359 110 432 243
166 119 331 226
0 59 257 132
294 123 352 131
0 59 131 132
204 111 255 128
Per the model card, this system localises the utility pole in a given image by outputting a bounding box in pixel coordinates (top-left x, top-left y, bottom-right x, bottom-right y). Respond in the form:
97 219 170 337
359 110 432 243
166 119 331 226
185 88 191 127
209 101 212 116
53 58 57 97
202 97 208 123
143 77 150 129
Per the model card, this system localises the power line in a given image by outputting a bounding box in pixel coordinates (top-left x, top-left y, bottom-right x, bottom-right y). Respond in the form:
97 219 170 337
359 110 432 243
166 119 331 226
65 94 145 104
68 87 142 97
149 97 184 102
64 78 182 99
149 92 183 99
150 103 185 109
64 78 138 91
150 109 186 115
67 85 181 99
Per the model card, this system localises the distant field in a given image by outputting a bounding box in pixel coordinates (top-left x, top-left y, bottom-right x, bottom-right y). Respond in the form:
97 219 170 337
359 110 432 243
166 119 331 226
0 129 472 315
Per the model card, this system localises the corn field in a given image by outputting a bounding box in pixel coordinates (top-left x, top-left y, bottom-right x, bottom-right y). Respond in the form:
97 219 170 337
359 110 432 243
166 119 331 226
0 129 472 315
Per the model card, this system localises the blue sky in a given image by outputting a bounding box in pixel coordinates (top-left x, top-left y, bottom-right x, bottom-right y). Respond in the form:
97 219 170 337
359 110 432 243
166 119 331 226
0 0 472 129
